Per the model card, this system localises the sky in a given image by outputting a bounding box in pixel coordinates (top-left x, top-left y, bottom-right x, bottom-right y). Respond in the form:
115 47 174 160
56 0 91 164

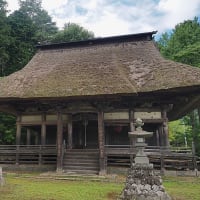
6 0 200 37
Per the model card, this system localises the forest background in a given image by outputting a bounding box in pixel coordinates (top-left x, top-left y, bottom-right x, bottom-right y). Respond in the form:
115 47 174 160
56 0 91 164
0 0 200 155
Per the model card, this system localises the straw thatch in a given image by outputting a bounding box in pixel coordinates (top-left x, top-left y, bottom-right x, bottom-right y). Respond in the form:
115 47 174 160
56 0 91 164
0 32 200 99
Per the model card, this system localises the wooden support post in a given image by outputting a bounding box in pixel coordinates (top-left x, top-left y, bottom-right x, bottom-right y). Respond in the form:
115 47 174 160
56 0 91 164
67 114 73 149
162 109 170 147
158 125 164 147
26 128 31 146
16 115 21 145
98 111 106 175
34 132 39 145
156 129 160 146
160 154 165 175
16 115 21 165
39 145 42 165
16 145 20 165
56 110 63 172
192 141 198 171
129 110 135 164
41 114 46 145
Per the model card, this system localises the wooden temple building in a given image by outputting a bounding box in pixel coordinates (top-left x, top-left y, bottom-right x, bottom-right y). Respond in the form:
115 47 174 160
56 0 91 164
0 31 200 174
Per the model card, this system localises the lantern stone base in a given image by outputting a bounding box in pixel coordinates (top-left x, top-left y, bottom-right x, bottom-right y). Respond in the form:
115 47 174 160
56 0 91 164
120 163 171 200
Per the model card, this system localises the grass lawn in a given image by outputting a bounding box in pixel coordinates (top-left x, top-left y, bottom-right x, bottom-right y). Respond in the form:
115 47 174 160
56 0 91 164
0 173 123 200
163 176 200 200
0 173 200 200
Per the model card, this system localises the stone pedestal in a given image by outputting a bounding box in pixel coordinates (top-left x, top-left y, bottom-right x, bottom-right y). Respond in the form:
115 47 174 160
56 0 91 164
120 164 171 200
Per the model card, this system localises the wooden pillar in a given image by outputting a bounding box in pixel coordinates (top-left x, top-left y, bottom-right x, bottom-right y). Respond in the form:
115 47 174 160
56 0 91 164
26 128 31 146
41 114 46 145
34 132 39 145
56 110 63 172
16 115 22 145
158 124 164 147
156 129 160 146
98 111 106 175
162 109 170 147
67 114 73 149
129 110 135 163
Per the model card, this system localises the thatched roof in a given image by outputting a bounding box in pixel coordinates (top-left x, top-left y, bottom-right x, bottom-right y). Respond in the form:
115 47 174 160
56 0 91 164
0 31 200 99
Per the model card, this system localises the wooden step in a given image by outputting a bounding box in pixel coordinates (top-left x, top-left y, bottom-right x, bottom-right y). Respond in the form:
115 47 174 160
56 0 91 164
63 149 99 174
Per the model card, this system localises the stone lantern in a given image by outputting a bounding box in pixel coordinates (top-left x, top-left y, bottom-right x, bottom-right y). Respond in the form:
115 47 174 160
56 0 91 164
128 118 153 165
120 118 171 200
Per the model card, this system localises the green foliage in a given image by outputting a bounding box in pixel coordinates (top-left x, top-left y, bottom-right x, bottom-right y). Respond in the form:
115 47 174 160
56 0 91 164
157 17 200 155
0 0 11 76
0 112 16 144
158 17 200 66
51 23 94 43
169 119 192 147
173 42 200 67
19 0 58 43
5 10 37 74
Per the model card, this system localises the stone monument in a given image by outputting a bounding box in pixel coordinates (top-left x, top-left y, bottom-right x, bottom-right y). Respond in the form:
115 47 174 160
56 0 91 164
0 166 4 186
120 118 171 200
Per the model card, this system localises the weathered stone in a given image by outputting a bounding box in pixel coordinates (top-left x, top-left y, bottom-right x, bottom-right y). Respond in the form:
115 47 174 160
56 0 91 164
0 167 4 186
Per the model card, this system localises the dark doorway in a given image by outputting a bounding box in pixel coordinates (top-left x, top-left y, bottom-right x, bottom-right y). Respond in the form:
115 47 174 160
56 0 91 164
105 124 129 146
72 114 98 149
46 125 57 145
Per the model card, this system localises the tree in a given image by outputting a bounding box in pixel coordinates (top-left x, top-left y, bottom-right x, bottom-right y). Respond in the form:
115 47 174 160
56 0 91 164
158 17 200 66
6 10 37 75
0 0 11 76
157 17 200 154
5 0 58 75
19 0 57 43
51 23 94 43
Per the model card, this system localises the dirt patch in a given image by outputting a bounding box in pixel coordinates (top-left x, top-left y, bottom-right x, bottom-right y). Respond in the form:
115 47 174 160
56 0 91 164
107 192 119 200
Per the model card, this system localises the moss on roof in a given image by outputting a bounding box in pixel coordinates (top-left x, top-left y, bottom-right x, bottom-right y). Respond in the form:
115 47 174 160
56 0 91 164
0 34 200 99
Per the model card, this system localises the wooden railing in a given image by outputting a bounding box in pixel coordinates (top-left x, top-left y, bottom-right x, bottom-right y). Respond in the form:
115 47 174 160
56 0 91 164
105 145 198 171
0 145 57 165
0 145 198 171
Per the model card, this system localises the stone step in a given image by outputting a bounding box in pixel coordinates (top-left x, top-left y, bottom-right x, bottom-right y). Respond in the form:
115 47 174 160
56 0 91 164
63 169 99 175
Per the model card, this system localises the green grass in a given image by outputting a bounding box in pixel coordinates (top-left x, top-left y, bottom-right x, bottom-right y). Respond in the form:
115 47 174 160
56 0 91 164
0 173 200 200
0 173 122 200
163 176 200 200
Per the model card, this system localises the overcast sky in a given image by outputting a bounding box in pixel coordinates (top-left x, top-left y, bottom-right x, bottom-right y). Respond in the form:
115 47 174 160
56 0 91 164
6 0 200 37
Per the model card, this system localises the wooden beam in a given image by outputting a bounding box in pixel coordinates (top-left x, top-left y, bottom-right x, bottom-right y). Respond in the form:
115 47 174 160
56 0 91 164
98 111 106 175
67 114 73 149
171 95 200 119
56 110 63 172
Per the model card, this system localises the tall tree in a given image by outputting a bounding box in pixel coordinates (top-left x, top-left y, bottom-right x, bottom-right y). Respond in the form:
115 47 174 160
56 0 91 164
0 0 11 76
157 17 200 154
51 23 94 43
6 10 37 75
19 0 57 43
158 17 200 66
5 0 58 75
